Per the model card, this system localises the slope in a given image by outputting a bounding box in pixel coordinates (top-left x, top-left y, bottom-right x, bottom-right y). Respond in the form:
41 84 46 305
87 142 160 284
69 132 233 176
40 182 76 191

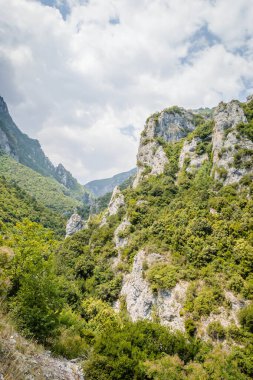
0 96 89 199
0 175 65 236
85 168 137 197
0 154 84 216
1 95 253 380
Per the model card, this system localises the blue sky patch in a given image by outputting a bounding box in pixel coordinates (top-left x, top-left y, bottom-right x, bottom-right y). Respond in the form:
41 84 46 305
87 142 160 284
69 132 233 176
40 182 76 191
181 23 221 65
109 16 120 25
39 0 71 20
120 125 137 141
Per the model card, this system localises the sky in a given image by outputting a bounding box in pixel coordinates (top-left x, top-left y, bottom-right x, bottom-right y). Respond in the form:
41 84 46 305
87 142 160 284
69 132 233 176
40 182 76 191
0 0 253 183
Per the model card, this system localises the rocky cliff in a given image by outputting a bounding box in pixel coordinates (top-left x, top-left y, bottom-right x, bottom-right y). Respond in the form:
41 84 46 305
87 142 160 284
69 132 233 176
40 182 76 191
133 107 196 187
0 96 82 192
109 95 253 335
133 97 253 187
66 213 85 237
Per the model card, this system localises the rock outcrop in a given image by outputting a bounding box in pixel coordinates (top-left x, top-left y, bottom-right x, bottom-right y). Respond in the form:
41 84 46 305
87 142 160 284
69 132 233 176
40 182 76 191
133 96 253 188
55 163 83 191
116 250 187 331
114 217 131 249
0 326 84 380
178 137 209 172
66 213 84 237
112 95 253 335
100 186 125 226
133 108 196 187
199 291 247 341
212 100 253 184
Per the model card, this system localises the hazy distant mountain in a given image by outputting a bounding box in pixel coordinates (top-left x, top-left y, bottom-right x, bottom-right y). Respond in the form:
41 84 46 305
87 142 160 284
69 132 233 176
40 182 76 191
85 168 137 197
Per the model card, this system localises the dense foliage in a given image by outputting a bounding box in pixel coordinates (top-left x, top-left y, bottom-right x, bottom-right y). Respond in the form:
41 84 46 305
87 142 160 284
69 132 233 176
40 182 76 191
0 176 65 235
1 99 253 378
0 155 85 215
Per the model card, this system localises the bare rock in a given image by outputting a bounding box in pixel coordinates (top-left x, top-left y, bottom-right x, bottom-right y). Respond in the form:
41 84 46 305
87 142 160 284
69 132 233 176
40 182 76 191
178 138 208 173
66 213 83 237
212 100 253 184
114 217 131 249
199 291 247 341
133 108 195 187
100 186 125 226
117 250 187 331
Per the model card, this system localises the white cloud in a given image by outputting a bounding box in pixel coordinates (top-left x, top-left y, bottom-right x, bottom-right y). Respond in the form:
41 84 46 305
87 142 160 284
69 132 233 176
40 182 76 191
0 0 252 182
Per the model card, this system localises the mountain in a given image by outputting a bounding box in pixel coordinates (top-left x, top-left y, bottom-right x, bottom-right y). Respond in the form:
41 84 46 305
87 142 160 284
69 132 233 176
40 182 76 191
0 96 90 215
85 167 137 197
0 96 85 193
1 94 253 379
0 175 65 235
55 95 253 378
0 154 86 216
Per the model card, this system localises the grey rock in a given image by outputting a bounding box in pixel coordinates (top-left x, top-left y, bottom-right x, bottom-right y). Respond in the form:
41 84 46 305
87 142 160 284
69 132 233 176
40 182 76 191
199 291 248 341
100 186 125 226
114 217 131 249
66 213 83 237
117 250 187 331
178 137 208 173
246 94 253 103
133 108 195 187
212 100 253 184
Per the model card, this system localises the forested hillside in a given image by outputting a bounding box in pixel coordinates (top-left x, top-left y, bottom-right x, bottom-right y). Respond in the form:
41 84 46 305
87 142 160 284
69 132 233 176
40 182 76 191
0 96 253 379
0 155 86 216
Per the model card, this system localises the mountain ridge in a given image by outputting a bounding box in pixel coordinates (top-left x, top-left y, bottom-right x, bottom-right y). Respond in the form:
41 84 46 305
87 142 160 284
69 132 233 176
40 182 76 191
1 94 253 379
85 168 137 197
0 96 82 192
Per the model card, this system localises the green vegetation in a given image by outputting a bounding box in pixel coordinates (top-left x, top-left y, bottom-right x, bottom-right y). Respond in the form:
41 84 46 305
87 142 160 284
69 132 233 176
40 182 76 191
207 321 226 340
0 155 85 215
8 221 64 342
237 99 253 141
0 175 65 235
239 304 253 333
233 148 253 169
1 99 253 379
146 263 178 292
237 122 253 141
164 105 184 115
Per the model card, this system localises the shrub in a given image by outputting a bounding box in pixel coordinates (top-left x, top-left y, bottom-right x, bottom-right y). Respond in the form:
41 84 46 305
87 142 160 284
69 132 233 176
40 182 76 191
146 263 178 292
185 318 197 337
239 304 253 333
207 321 226 340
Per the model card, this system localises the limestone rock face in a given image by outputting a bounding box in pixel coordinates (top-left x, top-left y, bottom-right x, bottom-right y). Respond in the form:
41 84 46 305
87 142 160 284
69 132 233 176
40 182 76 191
179 137 208 172
117 250 187 331
66 213 83 237
114 217 131 249
133 109 195 187
199 291 248 340
0 329 84 380
145 109 196 142
212 100 253 184
0 128 16 159
108 186 125 215
55 163 82 191
100 186 125 226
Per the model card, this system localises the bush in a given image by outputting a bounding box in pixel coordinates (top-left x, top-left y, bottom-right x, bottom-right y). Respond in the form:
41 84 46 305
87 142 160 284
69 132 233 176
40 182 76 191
239 304 253 333
146 263 178 292
185 319 197 337
207 321 226 340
